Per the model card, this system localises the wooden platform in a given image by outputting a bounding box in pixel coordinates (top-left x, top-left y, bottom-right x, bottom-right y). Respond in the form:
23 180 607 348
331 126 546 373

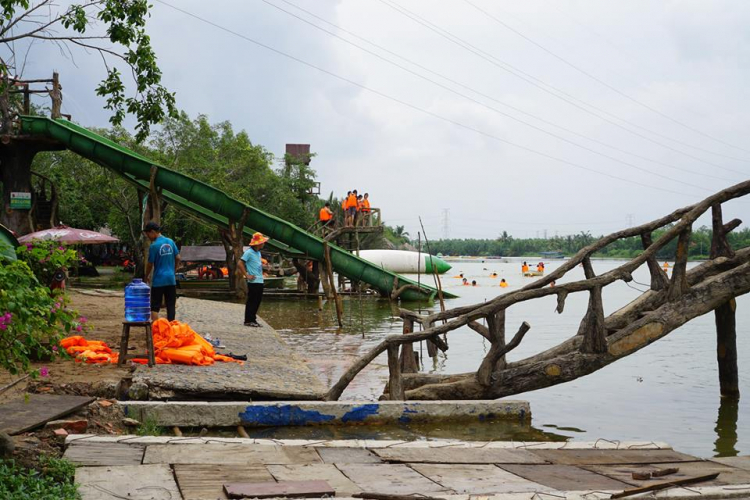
66 435 750 499
0 394 94 435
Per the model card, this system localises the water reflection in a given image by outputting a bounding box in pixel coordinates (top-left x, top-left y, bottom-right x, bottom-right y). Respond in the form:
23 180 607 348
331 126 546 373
714 397 740 457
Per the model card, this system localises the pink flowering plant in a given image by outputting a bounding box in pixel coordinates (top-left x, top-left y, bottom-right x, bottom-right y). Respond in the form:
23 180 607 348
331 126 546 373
0 259 78 375
16 240 76 286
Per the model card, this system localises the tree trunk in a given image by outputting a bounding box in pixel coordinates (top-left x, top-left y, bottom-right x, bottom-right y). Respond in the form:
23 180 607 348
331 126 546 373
0 138 60 235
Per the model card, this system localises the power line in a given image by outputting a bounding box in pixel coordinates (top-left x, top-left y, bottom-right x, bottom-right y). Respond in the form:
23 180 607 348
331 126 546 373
461 0 750 156
154 0 697 198
263 0 738 185
377 0 749 173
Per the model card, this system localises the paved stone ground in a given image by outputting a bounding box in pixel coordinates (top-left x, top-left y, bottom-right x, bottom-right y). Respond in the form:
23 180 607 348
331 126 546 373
67 435 750 499
132 297 327 400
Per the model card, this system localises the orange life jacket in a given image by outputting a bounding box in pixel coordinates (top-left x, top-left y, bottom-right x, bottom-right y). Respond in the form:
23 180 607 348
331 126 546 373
347 194 357 209
362 199 371 212
319 207 332 221
522 265 529 273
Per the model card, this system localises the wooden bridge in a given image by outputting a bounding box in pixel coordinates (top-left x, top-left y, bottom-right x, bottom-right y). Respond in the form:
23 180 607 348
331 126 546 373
326 181 750 402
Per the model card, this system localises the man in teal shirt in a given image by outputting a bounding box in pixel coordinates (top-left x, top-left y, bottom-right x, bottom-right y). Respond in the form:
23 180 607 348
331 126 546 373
238 232 268 327
143 222 180 321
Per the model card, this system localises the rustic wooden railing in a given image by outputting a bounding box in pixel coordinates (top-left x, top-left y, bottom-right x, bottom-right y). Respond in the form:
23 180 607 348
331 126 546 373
325 181 750 401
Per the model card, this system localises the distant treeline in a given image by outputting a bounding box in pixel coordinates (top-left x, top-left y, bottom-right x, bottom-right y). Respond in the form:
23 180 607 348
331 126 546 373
429 226 750 259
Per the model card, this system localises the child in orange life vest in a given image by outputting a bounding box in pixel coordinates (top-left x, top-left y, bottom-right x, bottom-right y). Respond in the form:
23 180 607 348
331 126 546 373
522 261 529 273
499 278 508 288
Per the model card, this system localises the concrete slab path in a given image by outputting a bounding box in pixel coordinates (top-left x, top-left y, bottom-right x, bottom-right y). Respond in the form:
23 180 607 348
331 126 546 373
132 297 327 400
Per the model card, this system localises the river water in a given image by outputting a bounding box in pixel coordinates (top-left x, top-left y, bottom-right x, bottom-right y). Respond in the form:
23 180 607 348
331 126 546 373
256 258 748 458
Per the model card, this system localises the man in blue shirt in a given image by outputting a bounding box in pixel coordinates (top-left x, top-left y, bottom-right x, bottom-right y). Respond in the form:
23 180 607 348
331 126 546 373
143 222 180 321
238 232 268 327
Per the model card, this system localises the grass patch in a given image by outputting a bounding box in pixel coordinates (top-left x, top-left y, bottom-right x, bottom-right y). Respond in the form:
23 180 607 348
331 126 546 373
0 455 79 500
136 416 164 436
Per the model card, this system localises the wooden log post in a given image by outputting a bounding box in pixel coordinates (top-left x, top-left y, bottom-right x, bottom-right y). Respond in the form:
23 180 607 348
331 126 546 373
667 226 692 301
387 344 405 400
641 232 669 291
50 72 62 119
476 310 506 386
399 317 418 373
219 208 250 299
578 257 607 353
711 204 741 398
323 242 343 328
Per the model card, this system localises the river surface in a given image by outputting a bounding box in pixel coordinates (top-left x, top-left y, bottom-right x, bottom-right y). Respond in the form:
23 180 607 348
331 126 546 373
254 258 748 458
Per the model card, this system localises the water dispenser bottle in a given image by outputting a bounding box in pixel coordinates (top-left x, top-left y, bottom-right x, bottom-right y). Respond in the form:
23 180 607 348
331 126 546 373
124 278 151 322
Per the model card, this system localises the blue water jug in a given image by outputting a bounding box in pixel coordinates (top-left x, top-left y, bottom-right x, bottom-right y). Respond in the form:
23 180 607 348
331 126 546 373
125 278 151 322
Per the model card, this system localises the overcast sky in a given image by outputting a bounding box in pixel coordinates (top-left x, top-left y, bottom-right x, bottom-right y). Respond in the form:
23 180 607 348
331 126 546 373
18 0 750 239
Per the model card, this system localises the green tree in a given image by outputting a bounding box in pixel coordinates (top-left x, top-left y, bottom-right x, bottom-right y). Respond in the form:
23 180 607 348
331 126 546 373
0 0 175 234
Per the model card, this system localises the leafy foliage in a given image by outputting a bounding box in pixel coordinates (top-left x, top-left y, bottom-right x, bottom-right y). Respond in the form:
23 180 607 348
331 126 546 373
0 456 79 499
0 0 176 141
0 245 78 374
16 240 77 286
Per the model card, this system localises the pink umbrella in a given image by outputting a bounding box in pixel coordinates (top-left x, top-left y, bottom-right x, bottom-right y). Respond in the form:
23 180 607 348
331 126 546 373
18 225 119 245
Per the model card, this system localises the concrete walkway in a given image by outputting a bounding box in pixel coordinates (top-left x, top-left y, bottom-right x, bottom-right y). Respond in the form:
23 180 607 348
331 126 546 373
131 297 327 400
66 435 750 499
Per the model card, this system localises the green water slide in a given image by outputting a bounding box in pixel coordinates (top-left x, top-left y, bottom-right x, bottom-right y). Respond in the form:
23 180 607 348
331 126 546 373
21 116 455 301
0 224 19 261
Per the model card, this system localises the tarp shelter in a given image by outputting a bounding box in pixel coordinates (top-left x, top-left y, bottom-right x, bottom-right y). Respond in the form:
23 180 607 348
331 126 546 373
19 225 119 245
179 246 249 262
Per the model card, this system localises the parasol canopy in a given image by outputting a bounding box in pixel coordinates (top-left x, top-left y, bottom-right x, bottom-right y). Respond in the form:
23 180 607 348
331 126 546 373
18 225 119 245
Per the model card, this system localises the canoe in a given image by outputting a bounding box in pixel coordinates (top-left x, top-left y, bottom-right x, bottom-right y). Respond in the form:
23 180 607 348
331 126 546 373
523 271 544 277
358 250 452 274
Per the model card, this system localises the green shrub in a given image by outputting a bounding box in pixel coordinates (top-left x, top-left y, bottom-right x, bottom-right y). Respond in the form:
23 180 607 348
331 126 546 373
0 458 79 500
0 258 78 374
16 241 77 287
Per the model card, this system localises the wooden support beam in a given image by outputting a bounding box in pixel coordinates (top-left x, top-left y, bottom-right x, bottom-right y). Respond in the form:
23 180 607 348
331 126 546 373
387 344 404 400
323 242 343 328
400 318 418 374
711 204 741 398
642 232 669 291
477 318 530 387
476 310 506 386
578 258 607 354
667 226 692 301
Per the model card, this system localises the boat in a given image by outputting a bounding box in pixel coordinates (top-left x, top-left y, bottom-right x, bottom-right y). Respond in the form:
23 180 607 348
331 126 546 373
540 251 565 259
177 276 286 290
523 271 544 277
358 250 452 274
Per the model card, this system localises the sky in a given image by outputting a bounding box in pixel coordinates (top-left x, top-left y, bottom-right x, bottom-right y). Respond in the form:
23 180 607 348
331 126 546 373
12 0 750 239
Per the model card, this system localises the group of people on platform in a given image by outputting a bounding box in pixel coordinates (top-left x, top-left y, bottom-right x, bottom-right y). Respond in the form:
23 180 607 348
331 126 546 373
318 190 372 229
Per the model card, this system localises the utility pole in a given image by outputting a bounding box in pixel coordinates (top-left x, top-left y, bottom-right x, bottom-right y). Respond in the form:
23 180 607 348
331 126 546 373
626 213 634 227
441 208 450 239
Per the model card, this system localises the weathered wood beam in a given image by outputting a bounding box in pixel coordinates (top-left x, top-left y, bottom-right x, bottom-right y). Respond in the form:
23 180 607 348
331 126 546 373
711 203 741 398
387 344 404 400
404 261 750 400
577 258 607 353
467 320 490 340
399 318 418 374
476 311 506 386
477 318 532 387
641 232 669 291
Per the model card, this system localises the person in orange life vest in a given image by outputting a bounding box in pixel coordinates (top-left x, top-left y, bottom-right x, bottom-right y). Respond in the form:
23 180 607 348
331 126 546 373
471 280 478 286
522 261 529 273
346 190 358 227
355 195 364 226
319 202 334 228
361 193 372 225
500 278 508 288
462 278 470 286
342 192 351 226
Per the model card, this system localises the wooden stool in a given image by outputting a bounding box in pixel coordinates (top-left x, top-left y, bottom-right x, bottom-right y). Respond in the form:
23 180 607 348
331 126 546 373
118 321 156 367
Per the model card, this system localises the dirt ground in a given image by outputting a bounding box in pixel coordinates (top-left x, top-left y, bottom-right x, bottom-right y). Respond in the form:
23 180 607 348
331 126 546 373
0 291 133 403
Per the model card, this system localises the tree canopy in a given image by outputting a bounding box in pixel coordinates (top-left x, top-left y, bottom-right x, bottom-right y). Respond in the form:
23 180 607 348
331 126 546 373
0 0 175 140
